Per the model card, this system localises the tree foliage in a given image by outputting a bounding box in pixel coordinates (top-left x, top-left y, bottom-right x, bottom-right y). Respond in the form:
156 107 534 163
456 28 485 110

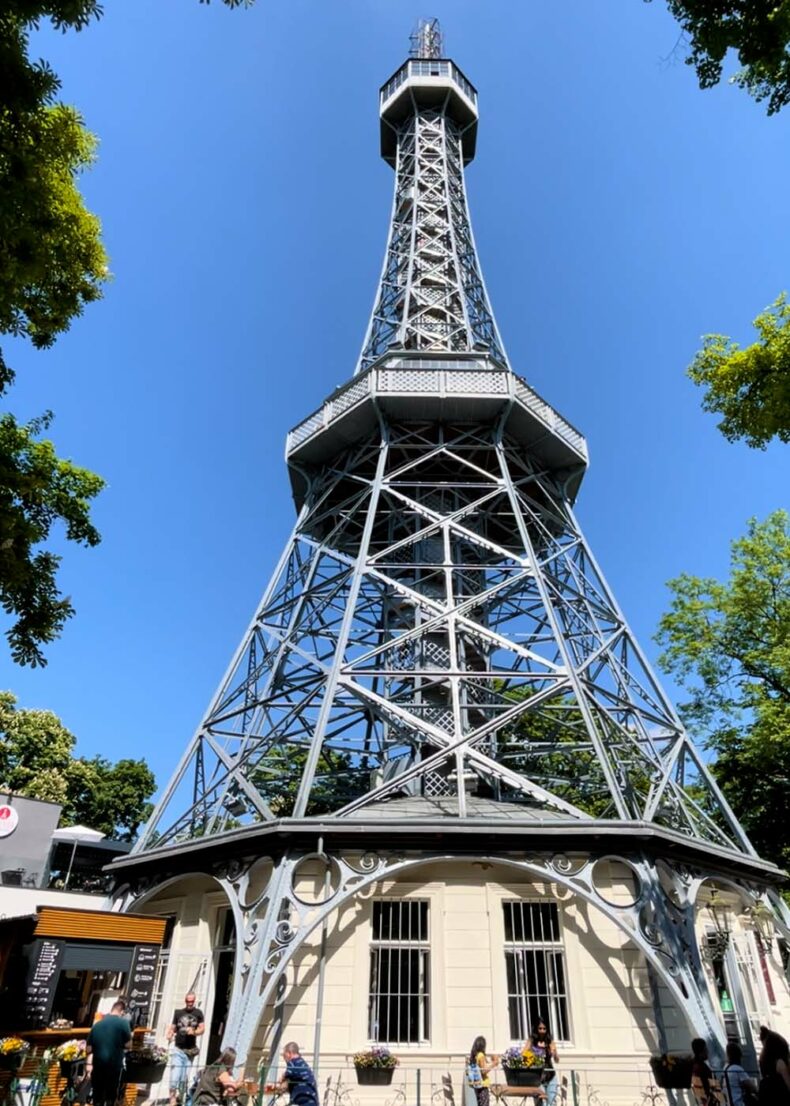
0 690 156 839
498 691 613 818
655 510 790 868
0 411 104 665
656 0 790 115
688 293 790 449
0 0 249 665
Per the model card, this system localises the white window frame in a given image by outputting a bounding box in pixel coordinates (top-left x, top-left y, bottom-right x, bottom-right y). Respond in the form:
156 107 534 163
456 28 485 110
368 899 431 1045
503 899 572 1044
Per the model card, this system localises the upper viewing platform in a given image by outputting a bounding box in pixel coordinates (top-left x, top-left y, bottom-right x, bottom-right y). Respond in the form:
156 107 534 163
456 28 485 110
380 58 479 166
379 20 479 168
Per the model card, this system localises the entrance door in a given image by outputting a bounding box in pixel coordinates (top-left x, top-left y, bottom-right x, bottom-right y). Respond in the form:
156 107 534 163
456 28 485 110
207 909 236 1060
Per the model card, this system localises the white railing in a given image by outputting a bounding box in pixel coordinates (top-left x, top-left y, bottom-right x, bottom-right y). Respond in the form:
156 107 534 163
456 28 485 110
381 61 478 109
286 368 587 464
134 1062 750 1106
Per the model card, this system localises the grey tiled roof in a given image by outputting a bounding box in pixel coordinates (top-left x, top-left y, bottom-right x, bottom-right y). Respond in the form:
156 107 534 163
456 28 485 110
346 795 572 821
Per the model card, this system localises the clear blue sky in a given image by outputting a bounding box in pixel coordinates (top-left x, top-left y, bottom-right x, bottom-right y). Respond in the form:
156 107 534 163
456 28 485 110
3 0 788 797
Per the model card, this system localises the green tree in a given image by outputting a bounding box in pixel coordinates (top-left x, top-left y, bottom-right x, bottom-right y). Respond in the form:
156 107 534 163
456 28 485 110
1 411 104 666
688 293 790 449
655 510 790 869
655 1 790 115
0 0 249 665
0 690 156 839
498 690 614 817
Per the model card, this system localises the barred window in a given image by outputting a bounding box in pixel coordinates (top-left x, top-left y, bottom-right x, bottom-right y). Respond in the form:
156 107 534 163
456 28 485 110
503 901 570 1041
368 900 430 1044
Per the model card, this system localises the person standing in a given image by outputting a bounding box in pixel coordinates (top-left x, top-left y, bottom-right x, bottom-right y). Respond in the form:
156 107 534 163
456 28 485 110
723 1042 757 1106
691 1038 722 1106
269 1042 318 1106
86 999 132 1106
758 1026 790 1105
167 991 205 1106
467 1036 499 1106
530 1019 559 1106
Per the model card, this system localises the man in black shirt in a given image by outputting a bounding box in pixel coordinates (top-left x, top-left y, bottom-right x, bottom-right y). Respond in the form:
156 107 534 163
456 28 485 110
167 991 205 1105
86 999 132 1106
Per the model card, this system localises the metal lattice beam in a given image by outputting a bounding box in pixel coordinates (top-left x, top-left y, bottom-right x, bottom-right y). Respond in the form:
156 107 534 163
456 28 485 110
134 420 752 856
358 105 507 373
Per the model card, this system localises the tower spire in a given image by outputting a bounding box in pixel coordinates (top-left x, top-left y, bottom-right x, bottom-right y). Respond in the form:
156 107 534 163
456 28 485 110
357 29 508 372
409 17 444 59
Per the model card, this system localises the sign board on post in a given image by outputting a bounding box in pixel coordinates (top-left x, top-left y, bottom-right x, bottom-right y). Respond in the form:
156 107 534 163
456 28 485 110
23 938 65 1026
127 944 160 1027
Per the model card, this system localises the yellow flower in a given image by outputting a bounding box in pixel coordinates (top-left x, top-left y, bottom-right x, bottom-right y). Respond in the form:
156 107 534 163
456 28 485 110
0 1038 29 1055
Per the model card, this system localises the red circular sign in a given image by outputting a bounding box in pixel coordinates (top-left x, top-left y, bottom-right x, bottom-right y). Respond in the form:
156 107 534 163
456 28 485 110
0 804 19 837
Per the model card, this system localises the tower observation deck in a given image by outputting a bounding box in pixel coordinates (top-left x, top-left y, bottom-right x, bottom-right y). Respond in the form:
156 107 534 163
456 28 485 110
115 21 787 1069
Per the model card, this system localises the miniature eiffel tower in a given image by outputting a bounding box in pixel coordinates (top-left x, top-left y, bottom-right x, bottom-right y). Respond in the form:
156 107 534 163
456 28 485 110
135 19 748 855
119 22 785 1068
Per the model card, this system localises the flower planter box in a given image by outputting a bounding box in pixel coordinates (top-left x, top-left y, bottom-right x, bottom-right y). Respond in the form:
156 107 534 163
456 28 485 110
125 1060 168 1084
649 1057 693 1090
504 1069 544 1088
0 1054 24 1072
355 1066 395 1086
59 1059 85 1079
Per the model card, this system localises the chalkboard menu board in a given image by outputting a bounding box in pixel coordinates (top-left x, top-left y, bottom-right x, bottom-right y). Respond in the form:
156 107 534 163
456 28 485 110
23 938 65 1026
127 944 160 1027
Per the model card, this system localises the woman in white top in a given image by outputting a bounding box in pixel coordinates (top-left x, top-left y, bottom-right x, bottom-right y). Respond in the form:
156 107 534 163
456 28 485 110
723 1042 757 1106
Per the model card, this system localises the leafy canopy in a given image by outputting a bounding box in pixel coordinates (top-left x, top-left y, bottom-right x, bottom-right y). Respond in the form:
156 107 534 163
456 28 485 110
0 410 104 666
688 293 790 449
656 0 790 115
0 690 156 840
0 0 249 664
655 511 790 869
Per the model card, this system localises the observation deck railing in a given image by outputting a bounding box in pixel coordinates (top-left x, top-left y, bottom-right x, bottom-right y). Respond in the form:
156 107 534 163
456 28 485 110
286 364 587 464
381 60 478 108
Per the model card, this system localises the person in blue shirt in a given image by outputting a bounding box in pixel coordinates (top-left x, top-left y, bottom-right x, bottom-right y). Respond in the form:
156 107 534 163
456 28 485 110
271 1043 318 1106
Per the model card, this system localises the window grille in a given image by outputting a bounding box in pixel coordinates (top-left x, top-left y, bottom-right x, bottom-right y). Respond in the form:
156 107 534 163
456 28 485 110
503 901 570 1042
368 900 430 1044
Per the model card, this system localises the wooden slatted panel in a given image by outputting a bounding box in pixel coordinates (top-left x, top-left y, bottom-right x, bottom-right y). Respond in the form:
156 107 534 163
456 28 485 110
0 1057 138 1106
34 907 166 944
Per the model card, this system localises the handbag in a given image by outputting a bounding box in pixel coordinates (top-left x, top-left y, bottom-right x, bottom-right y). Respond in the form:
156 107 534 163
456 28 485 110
467 1061 483 1089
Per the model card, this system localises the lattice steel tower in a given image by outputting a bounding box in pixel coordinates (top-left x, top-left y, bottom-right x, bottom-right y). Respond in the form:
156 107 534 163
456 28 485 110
118 20 785 1066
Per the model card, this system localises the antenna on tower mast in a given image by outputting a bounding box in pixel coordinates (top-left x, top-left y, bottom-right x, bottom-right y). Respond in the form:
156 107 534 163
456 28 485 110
409 17 444 59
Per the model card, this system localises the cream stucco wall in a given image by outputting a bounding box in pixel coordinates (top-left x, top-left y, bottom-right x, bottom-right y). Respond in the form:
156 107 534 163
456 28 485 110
133 860 790 1106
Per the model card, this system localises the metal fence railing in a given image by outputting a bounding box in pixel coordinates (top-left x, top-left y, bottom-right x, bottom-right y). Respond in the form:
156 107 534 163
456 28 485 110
117 1061 763 1106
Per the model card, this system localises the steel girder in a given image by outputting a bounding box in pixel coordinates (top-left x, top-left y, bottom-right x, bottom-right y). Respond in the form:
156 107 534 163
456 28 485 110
357 108 507 374
134 417 752 856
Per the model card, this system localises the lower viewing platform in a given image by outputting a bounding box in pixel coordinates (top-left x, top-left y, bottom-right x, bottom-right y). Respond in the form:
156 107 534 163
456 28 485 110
285 354 588 507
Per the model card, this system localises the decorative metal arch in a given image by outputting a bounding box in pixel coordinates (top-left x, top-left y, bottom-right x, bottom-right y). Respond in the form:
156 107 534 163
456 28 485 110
121 849 755 1069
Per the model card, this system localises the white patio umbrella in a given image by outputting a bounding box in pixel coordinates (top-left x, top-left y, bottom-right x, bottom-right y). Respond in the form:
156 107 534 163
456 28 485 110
51 825 106 887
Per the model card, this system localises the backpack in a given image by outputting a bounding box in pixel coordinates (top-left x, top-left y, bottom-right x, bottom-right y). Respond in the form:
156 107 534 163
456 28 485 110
724 1064 759 1106
467 1060 483 1089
